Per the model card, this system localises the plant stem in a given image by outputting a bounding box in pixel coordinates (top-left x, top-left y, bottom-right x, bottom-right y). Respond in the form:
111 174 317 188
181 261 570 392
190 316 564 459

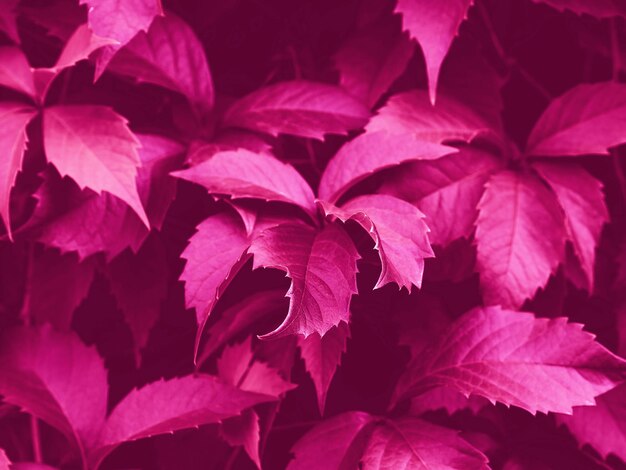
31 415 42 463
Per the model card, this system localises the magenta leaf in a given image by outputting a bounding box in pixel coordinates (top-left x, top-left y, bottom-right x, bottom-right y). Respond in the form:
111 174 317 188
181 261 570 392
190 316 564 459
530 0 626 18
91 374 275 468
287 411 376 470
250 222 359 338
298 321 350 414
366 90 502 147
180 210 251 354
409 386 489 416
0 103 36 237
0 47 36 99
108 14 214 116
320 194 433 290
0 448 9 468
334 15 414 108
394 0 474 104
380 147 502 246
533 162 609 291
0 326 107 457
43 105 149 227
220 410 261 469
80 0 163 77
105 233 168 365
475 170 566 308
318 130 455 204
526 82 626 157
393 306 626 414
360 417 489 470
222 80 370 139
173 149 317 218
53 23 117 72
558 383 626 463
26 247 96 330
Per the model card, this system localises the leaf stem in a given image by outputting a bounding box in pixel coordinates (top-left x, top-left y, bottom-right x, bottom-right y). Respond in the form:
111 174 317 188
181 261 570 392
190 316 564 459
30 415 42 463
477 1 551 101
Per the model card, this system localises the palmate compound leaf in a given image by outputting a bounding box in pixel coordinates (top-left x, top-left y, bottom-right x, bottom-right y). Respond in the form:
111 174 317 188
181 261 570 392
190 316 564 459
394 0 474 104
108 14 214 116
317 130 455 204
173 148 317 219
249 222 359 339
334 14 414 108
475 170 566 309
42 105 149 228
287 412 488 470
319 194 433 291
530 0 626 18
222 80 371 139
532 162 609 291
526 82 626 157
298 322 350 415
53 23 119 72
392 306 626 415
557 383 626 463
379 147 503 246
0 103 36 237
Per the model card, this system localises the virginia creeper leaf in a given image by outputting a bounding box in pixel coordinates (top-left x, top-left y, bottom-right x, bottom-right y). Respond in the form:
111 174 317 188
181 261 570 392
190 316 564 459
320 194 433 290
173 149 317 218
526 82 626 157
0 103 35 237
0 47 36 98
250 223 359 338
0 326 107 455
530 0 626 18
475 170 566 308
533 162 608 291
394 0 474 104
334 15 414 108
53 23 118 72
298 321 350 415
43 105 149 228
393 306 626 414
380 147 502 246
360 417 489 470
318 130 455 204
222 80 370 139
220 410 261 469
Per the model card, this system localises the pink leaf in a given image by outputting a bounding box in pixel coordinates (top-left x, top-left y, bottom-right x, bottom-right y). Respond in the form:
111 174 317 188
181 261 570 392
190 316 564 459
318 130 455 204
43 105 149 227
180 211 250 356
80 0 163 76
108 14 214 116
367 90 502 147
0 103 35 237
92 374 275 467
533 162 608 291
26 247 96 330
558 383 626 463
526 82 626 156
222 80 370 139
409 386 489 416
530 0 626 18
393 306 626 414
220 410 261 469
106 233 168 365
298 321 350 414
27 169 149 260
0 47 36 98
334 15 414 108
320 194 434 290
217 337 295 397
173 149 316 218
287 411 376 470
394 0 474 104
380 148 502 246
53 23 118 72
475 170 566 308
0 326 107 456
250 222 359 338
0 448 9 469
360 417 489 469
